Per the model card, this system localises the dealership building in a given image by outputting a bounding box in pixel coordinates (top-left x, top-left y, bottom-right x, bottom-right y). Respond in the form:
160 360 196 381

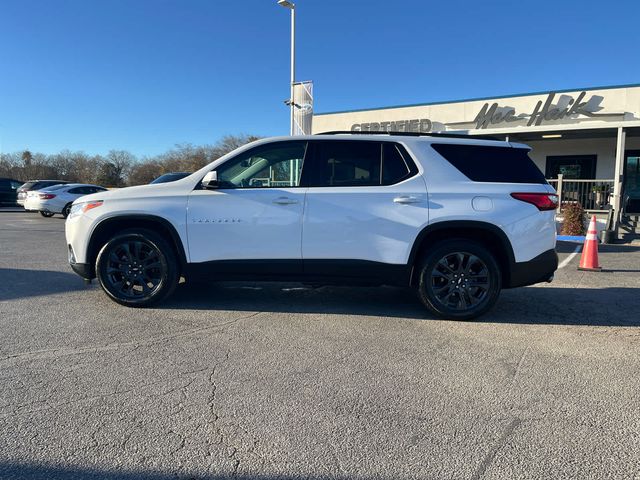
312 84 640 236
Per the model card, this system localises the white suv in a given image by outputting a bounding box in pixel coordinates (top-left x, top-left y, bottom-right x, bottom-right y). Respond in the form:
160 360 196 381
65 133 558 320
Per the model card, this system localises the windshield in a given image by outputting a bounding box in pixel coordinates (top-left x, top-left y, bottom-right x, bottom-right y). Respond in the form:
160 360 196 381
19 182 36 191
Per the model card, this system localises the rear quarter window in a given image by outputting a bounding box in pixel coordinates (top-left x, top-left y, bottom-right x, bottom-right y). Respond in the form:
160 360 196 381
431 143 547 184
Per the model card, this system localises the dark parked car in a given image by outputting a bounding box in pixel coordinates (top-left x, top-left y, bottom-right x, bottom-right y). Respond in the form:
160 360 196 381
150 172 191 184
17 180 70 208
0 178 24 207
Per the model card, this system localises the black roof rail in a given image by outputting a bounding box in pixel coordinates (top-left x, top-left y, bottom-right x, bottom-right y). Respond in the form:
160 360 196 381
315 130 501 141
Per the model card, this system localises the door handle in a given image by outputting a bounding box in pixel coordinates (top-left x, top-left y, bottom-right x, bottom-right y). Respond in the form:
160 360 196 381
272 196 299 205
393 196 421 204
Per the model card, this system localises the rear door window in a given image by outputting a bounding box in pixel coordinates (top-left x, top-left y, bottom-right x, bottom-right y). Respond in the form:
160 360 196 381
312 141 381 187
431 143 547 184
308 141 418 187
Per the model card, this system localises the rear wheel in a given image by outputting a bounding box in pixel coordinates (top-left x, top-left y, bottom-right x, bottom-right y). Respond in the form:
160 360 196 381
417 240 501 320
61 203 72 218
40 211 54 218
96 229 179 307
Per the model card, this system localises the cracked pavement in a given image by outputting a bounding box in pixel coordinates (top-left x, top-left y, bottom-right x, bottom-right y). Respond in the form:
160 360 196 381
1 212 639 479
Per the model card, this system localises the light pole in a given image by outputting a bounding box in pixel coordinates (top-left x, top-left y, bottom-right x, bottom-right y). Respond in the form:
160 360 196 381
277 0 295 135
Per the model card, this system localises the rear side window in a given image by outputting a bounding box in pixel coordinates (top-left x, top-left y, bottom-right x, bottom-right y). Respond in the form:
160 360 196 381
309 141 417 187
382 143 416 185
431 143 547 184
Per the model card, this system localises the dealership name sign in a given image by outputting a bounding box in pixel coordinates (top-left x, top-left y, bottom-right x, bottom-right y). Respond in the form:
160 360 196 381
473 91 606 129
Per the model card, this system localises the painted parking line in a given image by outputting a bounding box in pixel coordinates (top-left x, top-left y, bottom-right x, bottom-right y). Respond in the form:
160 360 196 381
558 245 582 269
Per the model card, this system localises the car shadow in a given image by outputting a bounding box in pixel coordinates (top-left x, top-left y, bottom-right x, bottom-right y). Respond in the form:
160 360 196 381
0 461 372 480
162 281 640 327
0 268 85 301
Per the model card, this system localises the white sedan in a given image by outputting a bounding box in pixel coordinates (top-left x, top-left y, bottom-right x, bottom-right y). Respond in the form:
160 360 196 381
25 183 108 218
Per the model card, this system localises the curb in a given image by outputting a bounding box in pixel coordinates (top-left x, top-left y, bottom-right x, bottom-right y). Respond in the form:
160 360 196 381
557 235 587 243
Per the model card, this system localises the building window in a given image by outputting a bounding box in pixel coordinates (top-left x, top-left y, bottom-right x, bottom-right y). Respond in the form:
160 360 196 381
545 155 597 179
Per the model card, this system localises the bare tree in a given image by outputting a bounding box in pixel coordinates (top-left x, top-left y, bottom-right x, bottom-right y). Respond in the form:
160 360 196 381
97 150 136 187
1 133 260 187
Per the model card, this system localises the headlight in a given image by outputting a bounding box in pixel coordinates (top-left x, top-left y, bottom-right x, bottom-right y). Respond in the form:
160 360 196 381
68 200 103 219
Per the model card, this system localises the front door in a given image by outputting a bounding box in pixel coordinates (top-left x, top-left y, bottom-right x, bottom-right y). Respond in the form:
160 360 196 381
187 141 308 272
624 150 640 214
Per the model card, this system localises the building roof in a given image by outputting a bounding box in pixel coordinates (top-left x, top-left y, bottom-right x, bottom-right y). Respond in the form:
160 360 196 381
314 82 640 116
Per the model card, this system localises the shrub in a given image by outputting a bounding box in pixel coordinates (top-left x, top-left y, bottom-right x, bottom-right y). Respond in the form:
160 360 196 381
561 202 585 236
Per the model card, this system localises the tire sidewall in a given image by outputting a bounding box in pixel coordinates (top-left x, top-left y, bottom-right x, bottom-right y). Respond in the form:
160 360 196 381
418 240 501 320
96 230 178 307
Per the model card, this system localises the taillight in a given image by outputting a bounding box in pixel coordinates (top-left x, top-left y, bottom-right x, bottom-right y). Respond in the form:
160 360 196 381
510 192 558 211
39 193 56 199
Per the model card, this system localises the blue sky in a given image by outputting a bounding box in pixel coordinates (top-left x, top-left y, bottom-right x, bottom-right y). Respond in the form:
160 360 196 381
1 0 639 157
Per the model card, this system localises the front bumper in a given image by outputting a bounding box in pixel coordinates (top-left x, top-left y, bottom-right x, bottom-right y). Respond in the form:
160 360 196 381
507 248 558 288
70 261 94 279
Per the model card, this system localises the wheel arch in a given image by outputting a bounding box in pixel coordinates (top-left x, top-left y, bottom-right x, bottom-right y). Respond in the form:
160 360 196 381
408 220 515 288
86 215 187 278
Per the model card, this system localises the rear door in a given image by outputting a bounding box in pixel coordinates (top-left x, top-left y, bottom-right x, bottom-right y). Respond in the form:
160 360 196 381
301 140 428 267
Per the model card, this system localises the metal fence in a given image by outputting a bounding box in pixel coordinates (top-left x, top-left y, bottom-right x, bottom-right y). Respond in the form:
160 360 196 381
547 175 614 213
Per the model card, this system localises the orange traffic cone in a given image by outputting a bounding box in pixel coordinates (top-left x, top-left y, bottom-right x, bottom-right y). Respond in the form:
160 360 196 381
578 215 602 271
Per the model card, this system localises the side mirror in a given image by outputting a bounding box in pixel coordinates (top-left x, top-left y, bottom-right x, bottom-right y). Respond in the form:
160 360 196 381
201 171 219 189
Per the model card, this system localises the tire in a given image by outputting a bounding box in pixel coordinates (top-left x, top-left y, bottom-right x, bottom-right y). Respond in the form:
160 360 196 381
417 239 502 320
96 229 179 307
40 211 55 218
61 203 72 219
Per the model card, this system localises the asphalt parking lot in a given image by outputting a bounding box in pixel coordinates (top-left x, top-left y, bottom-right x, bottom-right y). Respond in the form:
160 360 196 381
1 212 639 480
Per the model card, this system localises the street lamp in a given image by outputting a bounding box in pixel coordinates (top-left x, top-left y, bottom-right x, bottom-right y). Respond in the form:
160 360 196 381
277 0 295 135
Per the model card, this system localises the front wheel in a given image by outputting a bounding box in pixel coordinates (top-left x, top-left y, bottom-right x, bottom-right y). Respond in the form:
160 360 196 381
417 240 502 320
96 229 179 307
40 211 54 218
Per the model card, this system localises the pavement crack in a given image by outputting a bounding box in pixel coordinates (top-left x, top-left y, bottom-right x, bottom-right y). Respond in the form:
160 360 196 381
206 348 244 475
0 311 263 365
470 417 522 480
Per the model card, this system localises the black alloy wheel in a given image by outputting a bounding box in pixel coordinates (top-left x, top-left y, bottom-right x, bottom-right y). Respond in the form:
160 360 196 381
96 229 178 307
40 211 54 218
62 203 72 218
417 240 501 320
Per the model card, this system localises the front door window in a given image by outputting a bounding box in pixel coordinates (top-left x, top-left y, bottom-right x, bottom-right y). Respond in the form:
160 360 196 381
216 142 306 188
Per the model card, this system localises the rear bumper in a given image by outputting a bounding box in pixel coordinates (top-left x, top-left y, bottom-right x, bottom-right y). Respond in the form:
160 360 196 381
507 248 558 288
